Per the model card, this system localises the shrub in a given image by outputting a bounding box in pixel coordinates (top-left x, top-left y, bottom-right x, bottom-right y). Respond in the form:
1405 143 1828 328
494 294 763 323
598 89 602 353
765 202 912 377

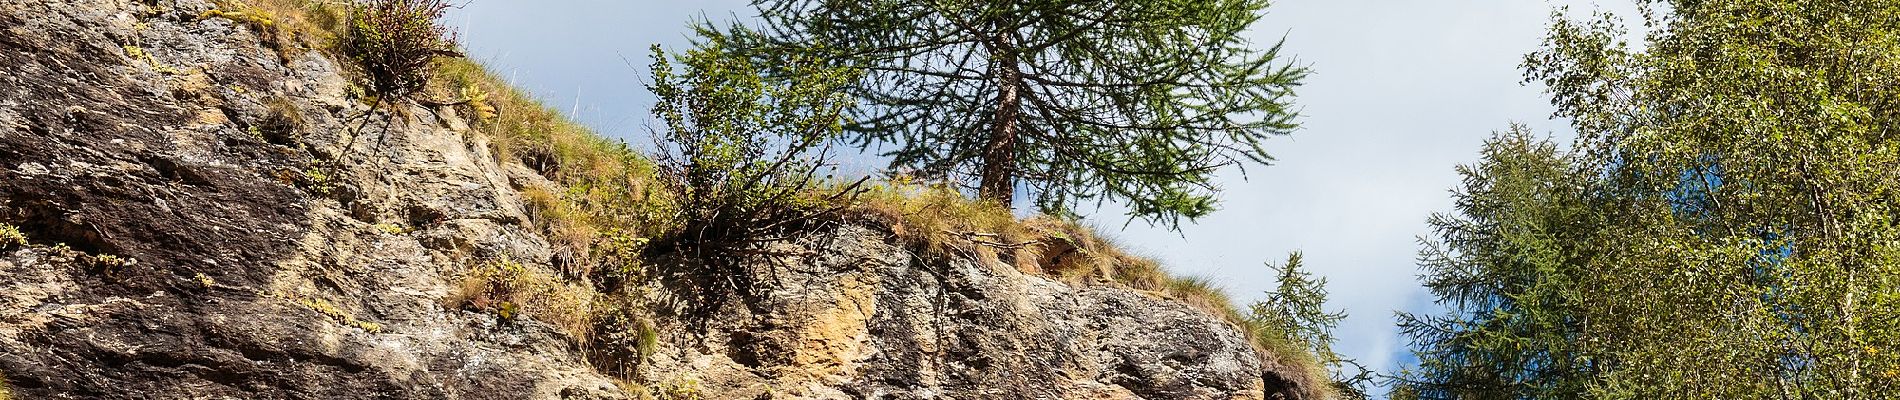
646 41 864 257
343 0 458 106
258 95 306 145
640 378 705 400
0 223 25 249
90 254 138 279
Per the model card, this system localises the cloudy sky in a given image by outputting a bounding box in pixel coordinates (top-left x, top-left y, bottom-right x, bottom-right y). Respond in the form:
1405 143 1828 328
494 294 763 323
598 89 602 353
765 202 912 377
446 0 1640 383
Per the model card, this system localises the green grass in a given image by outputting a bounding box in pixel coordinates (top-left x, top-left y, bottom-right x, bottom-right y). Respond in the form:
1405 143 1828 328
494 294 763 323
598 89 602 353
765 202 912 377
432 57 675 275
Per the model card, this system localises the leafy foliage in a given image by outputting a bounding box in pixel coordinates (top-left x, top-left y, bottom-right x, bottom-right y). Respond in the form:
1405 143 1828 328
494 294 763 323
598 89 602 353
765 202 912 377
344 0 458 105
646 41 866 256
718 0 1306 227
0 223 25 250
1397 2 1900 398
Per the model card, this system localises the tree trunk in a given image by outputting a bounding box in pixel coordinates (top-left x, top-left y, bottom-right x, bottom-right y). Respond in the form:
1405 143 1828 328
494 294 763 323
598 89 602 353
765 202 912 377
979 43 1022 208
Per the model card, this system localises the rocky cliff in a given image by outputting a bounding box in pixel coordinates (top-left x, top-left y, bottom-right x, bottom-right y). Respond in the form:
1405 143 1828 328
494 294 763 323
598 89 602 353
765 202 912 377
0 1 1308 398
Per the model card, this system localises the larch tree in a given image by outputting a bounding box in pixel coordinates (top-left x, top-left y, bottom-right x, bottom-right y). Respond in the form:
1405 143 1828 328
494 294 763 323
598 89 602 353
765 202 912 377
714 0 1307 226
1391 127 1607 400
1396 1 1900 398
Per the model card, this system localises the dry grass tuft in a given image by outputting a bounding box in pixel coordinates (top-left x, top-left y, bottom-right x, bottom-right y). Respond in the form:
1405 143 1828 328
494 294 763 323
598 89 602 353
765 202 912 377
619 377 705 400
449 259 600 339
852 182 1031 264
221 0 349 62
434 58 673 256
848 181 1172 290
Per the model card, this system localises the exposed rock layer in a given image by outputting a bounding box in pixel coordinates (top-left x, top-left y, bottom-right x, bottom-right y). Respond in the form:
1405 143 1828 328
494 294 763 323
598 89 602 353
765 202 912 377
644 225 1280 399
0 1 1297 398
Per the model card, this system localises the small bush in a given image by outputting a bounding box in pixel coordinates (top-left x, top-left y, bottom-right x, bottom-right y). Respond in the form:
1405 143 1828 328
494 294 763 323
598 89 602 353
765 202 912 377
258 95 306 145
371 222 409 235
645 378 705 400
90 254 137 279
344 0 458 105
0 223 25 249
646 42 864 256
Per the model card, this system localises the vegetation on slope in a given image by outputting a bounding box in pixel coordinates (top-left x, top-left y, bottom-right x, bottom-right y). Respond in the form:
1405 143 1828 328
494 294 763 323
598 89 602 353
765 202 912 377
224 0 1349 397
458 50 1348 396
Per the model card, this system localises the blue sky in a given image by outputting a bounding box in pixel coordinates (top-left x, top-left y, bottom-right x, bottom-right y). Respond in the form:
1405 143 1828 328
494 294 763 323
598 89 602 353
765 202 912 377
446 0 1639 384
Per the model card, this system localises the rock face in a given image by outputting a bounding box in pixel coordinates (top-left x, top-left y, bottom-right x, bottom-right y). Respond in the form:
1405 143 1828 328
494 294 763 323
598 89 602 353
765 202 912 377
643 226 1283 399
0 0 620 398
0 0 1299 399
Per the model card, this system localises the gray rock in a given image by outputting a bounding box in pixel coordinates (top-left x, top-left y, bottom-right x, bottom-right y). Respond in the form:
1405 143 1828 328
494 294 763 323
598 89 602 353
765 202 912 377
0 1 1308 399
639 225 1296 399
0 0 619 398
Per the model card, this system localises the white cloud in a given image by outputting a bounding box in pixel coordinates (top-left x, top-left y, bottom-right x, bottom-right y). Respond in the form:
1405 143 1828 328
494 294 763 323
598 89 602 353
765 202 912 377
1101 0 1640 377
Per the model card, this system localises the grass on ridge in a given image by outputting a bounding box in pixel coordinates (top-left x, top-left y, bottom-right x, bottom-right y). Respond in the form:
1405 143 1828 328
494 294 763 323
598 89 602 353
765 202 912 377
851 182 1331 394
222 1 1331 394
435 54 1335 395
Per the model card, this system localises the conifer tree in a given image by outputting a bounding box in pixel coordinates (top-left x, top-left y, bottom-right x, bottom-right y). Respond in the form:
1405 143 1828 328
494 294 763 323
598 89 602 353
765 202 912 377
717 0 1306 226
1397 2 1900 398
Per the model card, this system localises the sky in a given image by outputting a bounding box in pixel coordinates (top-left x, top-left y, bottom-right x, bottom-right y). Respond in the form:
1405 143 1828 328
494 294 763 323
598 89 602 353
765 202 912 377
445 0 1640 385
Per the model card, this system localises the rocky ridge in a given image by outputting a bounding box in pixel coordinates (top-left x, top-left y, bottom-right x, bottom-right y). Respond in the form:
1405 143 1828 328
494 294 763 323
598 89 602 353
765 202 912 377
0 0 1307 398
